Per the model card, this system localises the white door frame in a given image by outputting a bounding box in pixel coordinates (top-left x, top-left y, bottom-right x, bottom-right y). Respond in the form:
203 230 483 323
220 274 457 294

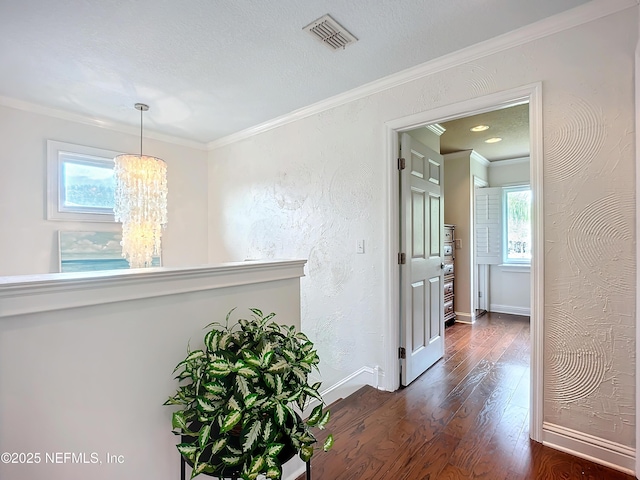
382 83 544 442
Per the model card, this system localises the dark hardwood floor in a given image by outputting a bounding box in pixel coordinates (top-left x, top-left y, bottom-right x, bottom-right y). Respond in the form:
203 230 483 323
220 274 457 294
300 312 634 480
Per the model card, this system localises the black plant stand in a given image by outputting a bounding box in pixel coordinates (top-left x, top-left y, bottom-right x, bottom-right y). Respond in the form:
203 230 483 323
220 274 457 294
180 455 311 480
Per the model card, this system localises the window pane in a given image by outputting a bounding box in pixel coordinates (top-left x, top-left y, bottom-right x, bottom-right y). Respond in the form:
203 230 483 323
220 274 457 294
62 160 115 211
506 189 531 261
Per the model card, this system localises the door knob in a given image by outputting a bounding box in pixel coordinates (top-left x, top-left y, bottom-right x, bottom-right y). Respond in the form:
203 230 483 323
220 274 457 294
441 263 445 269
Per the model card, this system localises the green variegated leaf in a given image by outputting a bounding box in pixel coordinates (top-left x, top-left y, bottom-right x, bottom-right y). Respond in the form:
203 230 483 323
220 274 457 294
301 341 314 353
317 409 331 429
253 396 268 409
261 349 274 367
263 373 276 390
296 393 307 411
291 366 307 382
198 423 211 448
300 445 314 462
237 365 259 378
266 465 281 479
228 395 242 411
248 455 266 475
263 312 276 322
203 330 216 351
303 386 323 402
266 443 284 457
249 308 263 318
236 376 250 397
306 404 323 427
300 431 317 444
243 350 261 367
244 393 259 409
274 402 286 426
172 359 188 373
220 409 242 433
172 411 187 430
311 381 322 391
262 418 274 442
268 359 288 373
176 443 197 457
208 359 231 376
203 382 225 396
298 361 312 373
303 352 319 364
185 350 205 362
197 398 217 413
210 437 227 455
295 331 310 341
227 445 242 455
242 420 262 451
287 389 302 402
221 454 242 466
275 375 283 395
193 461 208 476
323 434 334 451
281 349 296 362
218 332 231 349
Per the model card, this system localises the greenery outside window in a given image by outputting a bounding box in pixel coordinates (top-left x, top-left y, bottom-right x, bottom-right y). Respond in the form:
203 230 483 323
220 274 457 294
503 186 531 264
47 140 121 222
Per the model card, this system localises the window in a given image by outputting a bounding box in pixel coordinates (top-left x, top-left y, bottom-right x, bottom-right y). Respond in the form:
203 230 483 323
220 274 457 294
47 140 121 222
503 186 531 264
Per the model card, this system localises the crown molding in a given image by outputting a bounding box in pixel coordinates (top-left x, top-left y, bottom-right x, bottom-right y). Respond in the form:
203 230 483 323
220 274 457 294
470 150 490 167
489 156 531 166
425 123 446 136
208 0 638 150
0 96 208 151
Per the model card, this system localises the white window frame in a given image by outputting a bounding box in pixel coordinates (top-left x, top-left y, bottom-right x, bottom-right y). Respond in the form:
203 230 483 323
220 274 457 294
47 140 121 222
502 184 532 265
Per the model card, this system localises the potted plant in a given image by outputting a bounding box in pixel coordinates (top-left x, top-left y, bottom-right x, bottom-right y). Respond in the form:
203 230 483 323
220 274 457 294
165 308 333 480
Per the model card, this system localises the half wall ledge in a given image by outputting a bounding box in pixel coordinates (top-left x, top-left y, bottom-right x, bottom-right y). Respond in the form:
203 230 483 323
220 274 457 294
0 259 307 318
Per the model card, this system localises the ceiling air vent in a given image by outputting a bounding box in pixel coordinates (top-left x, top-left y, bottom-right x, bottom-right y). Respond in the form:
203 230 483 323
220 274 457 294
303 14 357 51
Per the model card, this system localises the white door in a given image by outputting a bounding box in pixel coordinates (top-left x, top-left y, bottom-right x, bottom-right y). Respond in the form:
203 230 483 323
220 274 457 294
399 133 445 386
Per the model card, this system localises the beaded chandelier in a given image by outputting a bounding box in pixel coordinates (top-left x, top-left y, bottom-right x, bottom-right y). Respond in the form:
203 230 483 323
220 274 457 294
113 103 167 268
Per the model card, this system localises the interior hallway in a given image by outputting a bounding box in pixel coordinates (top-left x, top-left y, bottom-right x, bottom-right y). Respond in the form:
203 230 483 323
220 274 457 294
300 313 633 480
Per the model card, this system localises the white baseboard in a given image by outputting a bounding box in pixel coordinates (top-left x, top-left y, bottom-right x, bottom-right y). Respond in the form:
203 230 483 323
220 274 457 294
542 422 635 475
489 304 531 316
455 311 474 324
319 365 379 407
283 366 379 480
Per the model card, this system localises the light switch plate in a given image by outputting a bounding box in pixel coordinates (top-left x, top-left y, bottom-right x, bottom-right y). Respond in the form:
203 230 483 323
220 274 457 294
356 240 365 254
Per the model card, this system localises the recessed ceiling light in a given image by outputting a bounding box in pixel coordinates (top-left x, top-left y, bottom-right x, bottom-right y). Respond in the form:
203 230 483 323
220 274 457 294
470 125 489 132
485 137 503 144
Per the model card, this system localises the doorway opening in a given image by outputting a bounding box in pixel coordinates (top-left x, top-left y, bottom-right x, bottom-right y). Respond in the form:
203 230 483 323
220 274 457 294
383 84 543 441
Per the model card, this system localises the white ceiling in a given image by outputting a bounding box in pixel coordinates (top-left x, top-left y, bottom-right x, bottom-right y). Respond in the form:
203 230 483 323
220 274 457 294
439 103 530 161
0 0 589 145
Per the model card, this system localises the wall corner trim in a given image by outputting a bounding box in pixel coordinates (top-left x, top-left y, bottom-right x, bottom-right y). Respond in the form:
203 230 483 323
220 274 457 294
542 422 636 475
207 0 637 150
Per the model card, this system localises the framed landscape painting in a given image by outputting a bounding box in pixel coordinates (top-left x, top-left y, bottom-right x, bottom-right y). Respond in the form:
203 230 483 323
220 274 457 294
58 231 161 273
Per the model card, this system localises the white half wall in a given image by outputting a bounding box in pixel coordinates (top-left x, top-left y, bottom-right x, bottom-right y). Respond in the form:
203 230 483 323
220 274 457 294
208 6 637 460
0 261 304 480
0 104 209 276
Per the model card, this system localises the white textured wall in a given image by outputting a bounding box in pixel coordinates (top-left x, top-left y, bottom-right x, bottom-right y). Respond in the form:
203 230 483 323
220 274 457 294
489 159 530 186
0 105 209 275
489 159 531 314
208 11 636 447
